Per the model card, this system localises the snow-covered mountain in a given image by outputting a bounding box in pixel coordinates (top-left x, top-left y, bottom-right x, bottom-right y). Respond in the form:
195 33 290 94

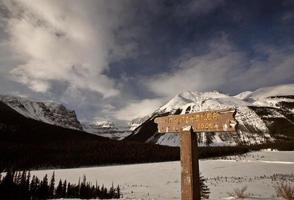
0 95 83 130
126 84 294 147
82 120 132 140
245 84 294 100
95 120 115 128
0 95 131 140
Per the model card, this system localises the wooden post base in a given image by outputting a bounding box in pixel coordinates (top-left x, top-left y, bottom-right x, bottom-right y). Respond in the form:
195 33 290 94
180 128 201 200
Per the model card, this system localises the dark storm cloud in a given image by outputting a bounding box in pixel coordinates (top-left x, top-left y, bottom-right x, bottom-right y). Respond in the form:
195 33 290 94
146 35 294 96
0 0 294 122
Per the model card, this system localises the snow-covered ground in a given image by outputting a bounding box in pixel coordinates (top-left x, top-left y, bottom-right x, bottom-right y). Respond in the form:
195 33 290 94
30 151 294 200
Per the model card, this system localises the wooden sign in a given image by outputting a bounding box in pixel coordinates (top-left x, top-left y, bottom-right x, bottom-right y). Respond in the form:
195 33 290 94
154 109 237 200
154 109 237 133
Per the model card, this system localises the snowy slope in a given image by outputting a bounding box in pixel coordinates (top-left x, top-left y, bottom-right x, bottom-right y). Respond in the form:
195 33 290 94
129 115 151 131
127 84 294 146
247 84 294 100
242 84 294 108
0 95 82 130
159 91 230 113
234 91 252 99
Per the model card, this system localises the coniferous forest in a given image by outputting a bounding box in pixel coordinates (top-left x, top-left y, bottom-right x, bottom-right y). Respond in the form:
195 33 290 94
0 170 120 199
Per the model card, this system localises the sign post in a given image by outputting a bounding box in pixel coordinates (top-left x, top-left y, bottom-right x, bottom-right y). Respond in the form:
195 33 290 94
180 127 200 200
154 109 237 200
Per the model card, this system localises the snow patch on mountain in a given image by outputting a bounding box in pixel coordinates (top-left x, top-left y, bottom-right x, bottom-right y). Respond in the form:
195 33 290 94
235 106 268 133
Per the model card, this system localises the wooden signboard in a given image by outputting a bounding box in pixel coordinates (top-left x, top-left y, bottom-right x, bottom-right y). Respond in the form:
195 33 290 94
154 109 237 133
154 109 237 200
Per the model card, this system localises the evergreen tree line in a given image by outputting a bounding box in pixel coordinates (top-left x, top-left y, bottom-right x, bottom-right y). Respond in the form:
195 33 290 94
0 170 120 199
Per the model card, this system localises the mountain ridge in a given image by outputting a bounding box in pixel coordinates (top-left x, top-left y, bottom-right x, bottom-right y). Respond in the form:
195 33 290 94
126 84 294 147
0 95 82 130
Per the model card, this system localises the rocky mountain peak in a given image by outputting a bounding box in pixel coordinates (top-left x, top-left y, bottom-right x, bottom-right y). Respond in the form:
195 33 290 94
0 95 82 130
126 84 294 147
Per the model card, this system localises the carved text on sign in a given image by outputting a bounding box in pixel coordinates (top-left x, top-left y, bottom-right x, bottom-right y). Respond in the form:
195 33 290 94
154 109 237 133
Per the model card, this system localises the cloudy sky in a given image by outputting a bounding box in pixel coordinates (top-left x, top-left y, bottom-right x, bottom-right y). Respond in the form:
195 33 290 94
0 0 293 123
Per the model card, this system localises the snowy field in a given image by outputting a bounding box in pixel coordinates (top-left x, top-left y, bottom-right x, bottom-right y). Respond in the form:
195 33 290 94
30 151 294 200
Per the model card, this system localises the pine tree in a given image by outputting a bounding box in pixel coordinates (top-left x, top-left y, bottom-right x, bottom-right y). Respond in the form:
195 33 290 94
67 182 73 198
200 174 210 199
62 180 67 197
30 175 37 197
19 171 28 198
80 175 87 199
116 185 121 198
20 171 25 189
55 179 63 198
25 171 30 193
41 174 49 198
109 183 115 197
49 172 55 198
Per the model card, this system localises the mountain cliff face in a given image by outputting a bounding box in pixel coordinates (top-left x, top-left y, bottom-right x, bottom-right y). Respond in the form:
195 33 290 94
125 84 294 147
0 95 83 130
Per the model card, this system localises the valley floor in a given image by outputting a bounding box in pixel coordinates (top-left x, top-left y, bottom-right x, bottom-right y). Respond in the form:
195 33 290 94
30 151 294 200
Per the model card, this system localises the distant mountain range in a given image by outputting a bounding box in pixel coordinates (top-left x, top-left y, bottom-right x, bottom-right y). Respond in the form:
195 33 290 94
82 120 131 140
0 97 178 170
1 84 293 170
0 95 131 140
0 84 293 147
126 84 294 147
